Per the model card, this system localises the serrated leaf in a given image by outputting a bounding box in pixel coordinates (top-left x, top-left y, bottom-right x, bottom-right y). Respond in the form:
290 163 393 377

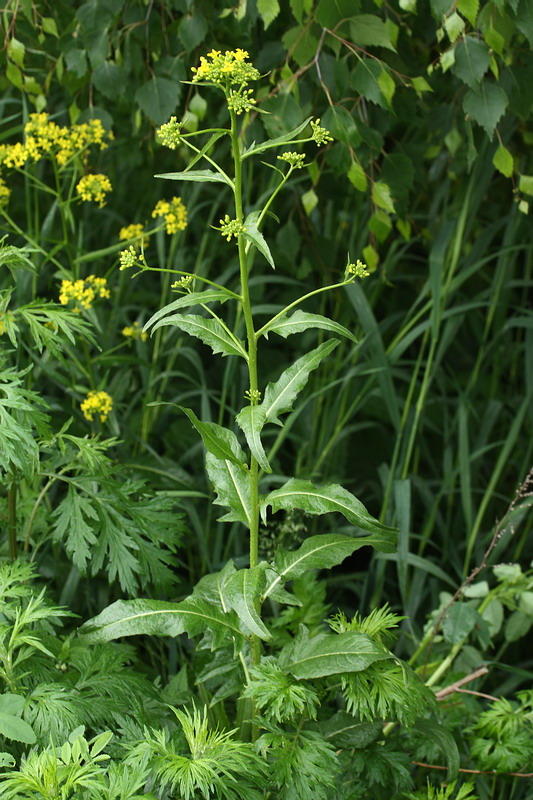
412 75 433 95
262 310 358 343
372 181 395 213
444 11 465 42
261 340 339 426
263 532 398 600
223 566 271 640
151 313 247 359
350 15 396 51
453 37 490 88
206 453 251 526
258 0 280 28
235 405 271 473
457 0 479 25
377 68 395 106
442 602 479 644
0 713 36 744
7 38 25 67
463 82 508 138
287 631 392 679
144 290 231 332
493 145 513 177
242 117 312 159
52 485 98 573
519 174 533 195
135 77 180 125
244 211 275 268
80 596 245 647
180 407 247 467
155 169 233 187
264 478 398 534
320 713 382 748
347 161 368 191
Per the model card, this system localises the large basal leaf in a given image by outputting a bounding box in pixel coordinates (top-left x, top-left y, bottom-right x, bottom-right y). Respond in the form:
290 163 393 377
155 169 233 187
80 596 245 647
150 313 247 359
263 532 398 600
205 452 251 526
235 405 271 473
180 407 247 468
263 478 398 534
144 290 231 332
287 631 392 679
260 340 339 426
242 116 312 158
262 310 358 343
223 566 271 640
244 211 275 269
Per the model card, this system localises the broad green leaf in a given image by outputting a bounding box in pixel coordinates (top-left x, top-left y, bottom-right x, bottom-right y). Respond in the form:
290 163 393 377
493 145 513 177
80 596 245 647
372 181 395 213
178 8 207 50
463 82 508 139
144 290 231 332
235 405 271 473
242 117 312 158
505 610 532 642
516 0 533 47
206 452 251 526
135 77 180 125
287 631 392 679
151 313 247 359
352 59 383 107
412 76 433 95
7 38 25 67
155 169 233 187
350 15 396 51
263 532 398 600
519 174 533 195
261 340 339 426
457 0 479 25
347 161 368 191
316 0 355 27
453 37 490 89
444 11 465 42
377 67 395 106
244 211 275 268
258 0 280 28
0 713 36 744
223 566 271 640
262 310 358 343
0 695 24 716
442 602 479 644
180 407 247 467
264 478 398 534
302 188 318 216
93 61 126 100
282 26 320 67
320 713 382 748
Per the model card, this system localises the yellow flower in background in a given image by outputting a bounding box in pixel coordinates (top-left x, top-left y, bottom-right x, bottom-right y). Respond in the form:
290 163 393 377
0 178 11 207
122 321 148 342
151 197 187 234
2 142 28 169
59 275 110 311
81 390 113 423
76 174 112 207
119 223 149 249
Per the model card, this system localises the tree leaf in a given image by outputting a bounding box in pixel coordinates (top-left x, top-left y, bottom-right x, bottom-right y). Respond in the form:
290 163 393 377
287 631 392 679
205 453 251 526
144 290 231 332
155 169 233 187
260 340 339 426
263 532 399 600
0 712 36 744
235 405 271 473
80 596 245 647
493 145 513 177
178 8 207 50
263 478 398 534
135 77 180 125
223 566 272 640
453 37 490 89
463 82 508 139
320 712 382 748
372 181 395 213
262 310 358 343
244 211 275 268
349 15 397 51
258 0 280 28
92 61 126 100
180 407 248 467
347 161 368 192
150 313 247 359
442 602 479 644
457 0 479 25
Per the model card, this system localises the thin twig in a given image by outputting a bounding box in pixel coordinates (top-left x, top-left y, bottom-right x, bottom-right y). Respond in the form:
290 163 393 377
413 761 533 778
435 666 489 699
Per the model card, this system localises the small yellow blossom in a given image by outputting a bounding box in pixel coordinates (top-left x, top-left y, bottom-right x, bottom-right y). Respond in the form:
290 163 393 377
81 390 113 423
3 142 28 169
0 178 11 207
119 223 149 249
122 321 148 341
191 49 259 86
76 174 112 207
59 275 110 311
151 197 187 235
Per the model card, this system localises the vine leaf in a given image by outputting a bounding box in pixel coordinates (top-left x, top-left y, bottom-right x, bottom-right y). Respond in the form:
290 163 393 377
263 532 398 600
263 478 398 534
244 211 275 269
262 310 358 343
144 290 231 333
235 405 271 473
180 407 247 468
150 313 247 359
223 566 271 640
287 630 392 679
206 452 251 526
260 340 339 426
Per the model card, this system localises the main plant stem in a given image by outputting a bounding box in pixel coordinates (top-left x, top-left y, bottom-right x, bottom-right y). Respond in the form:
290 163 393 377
230 110 261 672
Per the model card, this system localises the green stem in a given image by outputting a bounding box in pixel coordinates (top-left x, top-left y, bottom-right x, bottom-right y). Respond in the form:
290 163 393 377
7 480 17 561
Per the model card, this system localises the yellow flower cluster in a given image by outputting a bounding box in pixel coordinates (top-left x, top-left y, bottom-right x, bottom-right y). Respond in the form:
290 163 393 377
122 321 148 341
76 173 112 207
192 49 260 86
59 275 110 311
119 223 149 248
157 117 183 150
347 259 370 278
0 113 112 170
0 177 10 207
151 197 188 234
81 390 113 423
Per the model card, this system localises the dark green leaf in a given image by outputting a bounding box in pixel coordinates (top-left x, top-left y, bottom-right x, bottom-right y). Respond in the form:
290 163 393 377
463 82 509 138
92 61 126 100
320 712 382 748
442 602 479 644
150 314 248 359
178 9 208 51
135 77 180 124
235 405 271 473
205 453 251 526
287 631 392 679
453 38 490 89
349 15 396 51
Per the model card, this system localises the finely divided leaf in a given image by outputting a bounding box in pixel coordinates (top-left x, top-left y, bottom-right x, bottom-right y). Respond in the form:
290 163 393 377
263 478 398 534
244 211 275 269
223 566 272 640
151 313 247 359
236 405 271 472
288 631 392 679
261 340 339 426
52 486 98 573
180 407 247 467
155 169 233 187
262 310 357 343
263 532 398 600
144 290 230 332
206 452 251 526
